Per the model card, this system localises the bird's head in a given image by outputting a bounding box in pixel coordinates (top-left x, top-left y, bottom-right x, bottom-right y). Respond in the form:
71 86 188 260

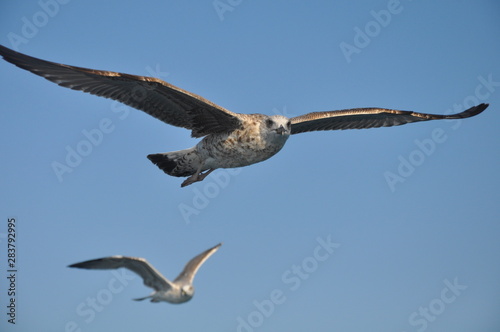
180 285 195 299
263 115 291 137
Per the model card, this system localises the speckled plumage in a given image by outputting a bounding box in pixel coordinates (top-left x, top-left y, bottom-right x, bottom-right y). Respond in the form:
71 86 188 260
0 45 488 186
147 114 291 186
199 114 290 168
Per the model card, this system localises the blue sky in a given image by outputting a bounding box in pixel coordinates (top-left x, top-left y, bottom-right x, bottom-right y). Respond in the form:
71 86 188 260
0 1 499 331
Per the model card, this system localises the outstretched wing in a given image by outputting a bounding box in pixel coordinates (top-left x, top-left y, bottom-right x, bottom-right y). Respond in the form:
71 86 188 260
69 256 173 292
0 45 242 138
290 104 488 135
174 243 222 285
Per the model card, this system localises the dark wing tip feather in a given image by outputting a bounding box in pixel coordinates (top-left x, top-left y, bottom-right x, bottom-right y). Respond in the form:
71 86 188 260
67 255 129 270
0 44 26 65
68 257 106 269
449 103 488 119
409 103 489 120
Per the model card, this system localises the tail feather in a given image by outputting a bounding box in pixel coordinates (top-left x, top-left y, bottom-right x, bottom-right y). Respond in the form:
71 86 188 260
147 148 201 177
147 154 181 175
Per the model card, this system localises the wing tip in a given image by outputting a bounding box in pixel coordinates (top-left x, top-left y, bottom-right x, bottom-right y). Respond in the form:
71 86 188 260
68 261 89 269
67 256 125 269
0 44 16 57
0 44 26 67
456 103 489 118
67 258 107 269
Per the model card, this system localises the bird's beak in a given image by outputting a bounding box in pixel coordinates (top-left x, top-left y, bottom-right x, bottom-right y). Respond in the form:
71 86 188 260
276 125 286 135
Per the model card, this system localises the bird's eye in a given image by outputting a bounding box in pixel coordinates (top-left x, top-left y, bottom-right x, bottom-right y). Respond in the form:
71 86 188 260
265 119 274 128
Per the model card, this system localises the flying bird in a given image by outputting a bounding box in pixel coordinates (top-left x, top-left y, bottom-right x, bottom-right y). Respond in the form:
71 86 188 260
68 243 221 304
0 45 488 187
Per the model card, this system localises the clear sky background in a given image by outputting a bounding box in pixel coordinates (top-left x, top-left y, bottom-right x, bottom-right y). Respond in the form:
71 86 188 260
0 1 499 331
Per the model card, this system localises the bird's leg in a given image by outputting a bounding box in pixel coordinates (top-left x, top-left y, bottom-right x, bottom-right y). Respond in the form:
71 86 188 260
197 168 215 181
181 166 215 187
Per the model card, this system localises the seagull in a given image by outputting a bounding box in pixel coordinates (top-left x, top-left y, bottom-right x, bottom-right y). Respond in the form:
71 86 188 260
68 243 221 304
0 45 488 187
